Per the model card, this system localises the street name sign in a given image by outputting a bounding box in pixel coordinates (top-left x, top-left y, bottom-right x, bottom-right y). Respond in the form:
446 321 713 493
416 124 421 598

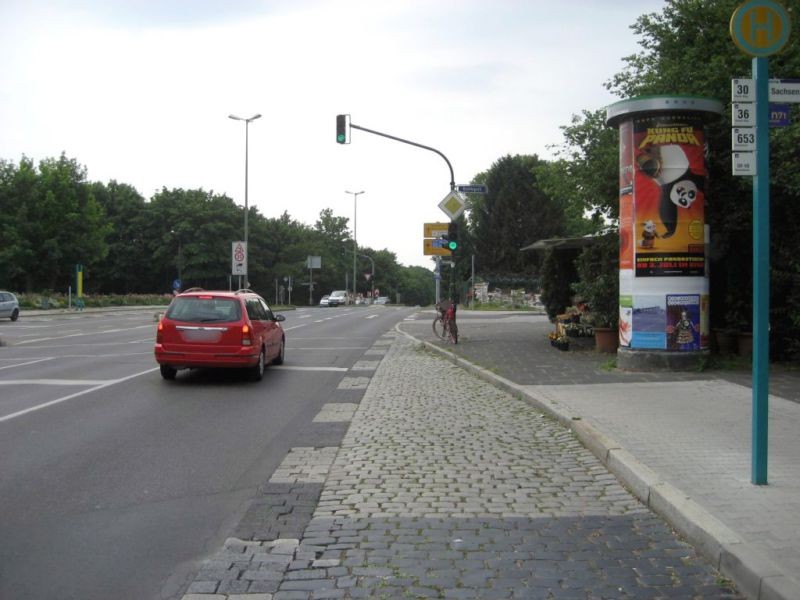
455 184 488 194
769 79 800 102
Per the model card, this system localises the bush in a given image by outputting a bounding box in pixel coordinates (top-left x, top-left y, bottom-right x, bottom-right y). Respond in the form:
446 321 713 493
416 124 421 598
571 233 619 328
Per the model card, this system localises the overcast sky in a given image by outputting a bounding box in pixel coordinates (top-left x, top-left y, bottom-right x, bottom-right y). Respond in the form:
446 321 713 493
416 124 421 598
0 0 667 270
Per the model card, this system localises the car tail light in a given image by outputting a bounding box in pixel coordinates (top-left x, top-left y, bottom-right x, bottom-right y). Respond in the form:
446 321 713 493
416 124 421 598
156 321 164 343
241 324 252 346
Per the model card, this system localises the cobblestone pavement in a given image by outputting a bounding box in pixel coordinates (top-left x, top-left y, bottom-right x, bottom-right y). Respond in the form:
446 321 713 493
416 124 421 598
183 333 741 599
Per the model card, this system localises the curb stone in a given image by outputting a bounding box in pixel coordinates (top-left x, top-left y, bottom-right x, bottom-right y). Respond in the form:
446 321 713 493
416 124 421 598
396 321 800 600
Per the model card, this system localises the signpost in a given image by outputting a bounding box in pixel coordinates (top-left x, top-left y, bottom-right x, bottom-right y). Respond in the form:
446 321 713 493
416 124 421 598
729 0 792 486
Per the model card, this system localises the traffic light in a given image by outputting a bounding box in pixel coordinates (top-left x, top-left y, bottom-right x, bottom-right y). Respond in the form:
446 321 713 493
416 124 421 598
336 114 349 144
446 221 458 251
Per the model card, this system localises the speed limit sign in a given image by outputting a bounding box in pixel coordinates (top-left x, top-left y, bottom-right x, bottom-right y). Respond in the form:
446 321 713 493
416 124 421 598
232 241 247 275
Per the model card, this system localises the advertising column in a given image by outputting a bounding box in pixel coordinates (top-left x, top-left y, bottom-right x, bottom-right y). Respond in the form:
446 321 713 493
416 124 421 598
608 97 722 368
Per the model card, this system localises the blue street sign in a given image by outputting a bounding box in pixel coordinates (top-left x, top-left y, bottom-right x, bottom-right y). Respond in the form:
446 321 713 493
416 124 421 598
769 103 791 127
455 184 488 194
432 239 447 248
173 278 182 290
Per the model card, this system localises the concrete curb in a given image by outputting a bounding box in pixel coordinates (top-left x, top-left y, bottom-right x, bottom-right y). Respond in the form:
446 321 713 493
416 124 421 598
396 322 800 600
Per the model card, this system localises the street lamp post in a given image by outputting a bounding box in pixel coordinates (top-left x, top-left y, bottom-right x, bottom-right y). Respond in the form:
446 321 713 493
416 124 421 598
229 113 261 288
345 190 364 302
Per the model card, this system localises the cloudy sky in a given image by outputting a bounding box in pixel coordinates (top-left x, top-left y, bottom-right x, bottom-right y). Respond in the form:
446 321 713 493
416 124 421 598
0 0 666 269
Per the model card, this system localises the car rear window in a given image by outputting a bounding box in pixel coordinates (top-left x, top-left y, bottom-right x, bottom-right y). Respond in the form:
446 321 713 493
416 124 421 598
166 297 242 323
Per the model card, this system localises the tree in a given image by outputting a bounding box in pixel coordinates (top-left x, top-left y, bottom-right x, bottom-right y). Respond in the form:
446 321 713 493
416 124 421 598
0 155 110 292
469 154 566 279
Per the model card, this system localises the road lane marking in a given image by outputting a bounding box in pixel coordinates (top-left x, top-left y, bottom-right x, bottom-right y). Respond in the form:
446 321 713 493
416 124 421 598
283 324 307 331
366 314 378 319
0 367 159 424
0 358 54 370
0 379 111 386
15 324 154 345
272 366 348 372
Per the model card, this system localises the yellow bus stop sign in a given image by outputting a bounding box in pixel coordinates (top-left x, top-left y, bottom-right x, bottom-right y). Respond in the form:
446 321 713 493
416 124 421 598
730 0 791 57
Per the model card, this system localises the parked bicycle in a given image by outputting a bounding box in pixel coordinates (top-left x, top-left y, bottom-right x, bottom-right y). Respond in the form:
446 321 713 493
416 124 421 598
433 300 458 344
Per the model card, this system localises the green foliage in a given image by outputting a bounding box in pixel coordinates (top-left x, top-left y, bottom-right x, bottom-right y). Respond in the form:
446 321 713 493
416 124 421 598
539 247 577 320
536 109 620 225
468 155 567 276
571 234 619 329
0 155 431 306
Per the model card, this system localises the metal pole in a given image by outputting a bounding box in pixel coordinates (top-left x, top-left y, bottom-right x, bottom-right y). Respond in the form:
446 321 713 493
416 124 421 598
752 56 770 485
244 120 249 288
345 190 364 303
471 254 475 310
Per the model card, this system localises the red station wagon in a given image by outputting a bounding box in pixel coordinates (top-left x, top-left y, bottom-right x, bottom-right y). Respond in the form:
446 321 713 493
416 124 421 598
155 288 286 381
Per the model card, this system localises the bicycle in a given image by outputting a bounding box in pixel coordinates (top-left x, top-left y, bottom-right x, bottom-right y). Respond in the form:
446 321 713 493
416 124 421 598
432 300 458 344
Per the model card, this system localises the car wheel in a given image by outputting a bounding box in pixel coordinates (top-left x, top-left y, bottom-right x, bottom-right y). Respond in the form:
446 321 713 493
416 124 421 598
10 308 19 321
273 338 285 365
160 365 177 380
250 348 265 381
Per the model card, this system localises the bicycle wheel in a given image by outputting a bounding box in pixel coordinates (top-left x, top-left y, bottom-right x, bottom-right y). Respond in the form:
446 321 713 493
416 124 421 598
448 320 458 344
432 316 447 340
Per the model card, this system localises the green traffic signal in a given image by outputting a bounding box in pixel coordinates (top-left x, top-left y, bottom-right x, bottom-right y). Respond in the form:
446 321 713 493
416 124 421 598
448 240 458 251
336 114 348 144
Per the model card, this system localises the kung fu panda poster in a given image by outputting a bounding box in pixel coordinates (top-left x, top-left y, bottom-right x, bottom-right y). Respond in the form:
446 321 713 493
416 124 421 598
631 115 707 277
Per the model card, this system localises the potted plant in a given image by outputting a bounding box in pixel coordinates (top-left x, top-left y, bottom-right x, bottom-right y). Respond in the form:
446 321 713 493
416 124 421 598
571 233 619 353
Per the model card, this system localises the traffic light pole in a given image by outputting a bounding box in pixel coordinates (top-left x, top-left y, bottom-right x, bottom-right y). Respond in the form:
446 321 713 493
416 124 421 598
349 123 455 191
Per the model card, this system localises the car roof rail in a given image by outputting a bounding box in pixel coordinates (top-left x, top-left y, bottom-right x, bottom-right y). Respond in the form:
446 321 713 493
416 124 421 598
182 287 204 293
235 288 255 294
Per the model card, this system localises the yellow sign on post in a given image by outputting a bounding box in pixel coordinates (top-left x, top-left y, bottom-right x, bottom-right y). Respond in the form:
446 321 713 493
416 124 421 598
730 0 791 57
423 239 452 256
424 222 449 239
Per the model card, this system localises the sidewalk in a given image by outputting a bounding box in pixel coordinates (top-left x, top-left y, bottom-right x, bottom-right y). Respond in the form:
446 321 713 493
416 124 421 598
398 311 800 600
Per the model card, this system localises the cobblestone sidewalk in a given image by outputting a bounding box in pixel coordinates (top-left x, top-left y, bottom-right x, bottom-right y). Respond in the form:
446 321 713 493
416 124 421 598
184 334 740 599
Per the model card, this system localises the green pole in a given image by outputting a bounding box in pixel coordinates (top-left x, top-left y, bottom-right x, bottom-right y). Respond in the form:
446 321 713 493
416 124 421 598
751 56 770 485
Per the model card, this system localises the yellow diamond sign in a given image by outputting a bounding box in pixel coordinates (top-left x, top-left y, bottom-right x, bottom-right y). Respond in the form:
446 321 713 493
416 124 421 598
438 190 466 220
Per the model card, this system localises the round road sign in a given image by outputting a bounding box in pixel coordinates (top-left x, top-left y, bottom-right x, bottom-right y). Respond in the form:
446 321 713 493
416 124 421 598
730 0 791 57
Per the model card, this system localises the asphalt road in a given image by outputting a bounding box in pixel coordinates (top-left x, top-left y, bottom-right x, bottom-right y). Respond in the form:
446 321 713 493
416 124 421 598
0 304 415 600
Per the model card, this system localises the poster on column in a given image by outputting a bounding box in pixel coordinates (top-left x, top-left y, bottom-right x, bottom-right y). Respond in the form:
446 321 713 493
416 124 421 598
665 294 701 351
631 295 667 349
633 115 706 277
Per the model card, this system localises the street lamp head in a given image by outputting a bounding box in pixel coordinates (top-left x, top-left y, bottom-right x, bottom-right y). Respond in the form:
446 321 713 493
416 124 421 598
345 190 365 195
228 114 242 121
250 114 262 121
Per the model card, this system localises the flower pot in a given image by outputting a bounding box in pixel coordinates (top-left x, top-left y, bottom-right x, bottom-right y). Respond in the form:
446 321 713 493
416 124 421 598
712 329 737 355
737 332 753 357
594 327 619 354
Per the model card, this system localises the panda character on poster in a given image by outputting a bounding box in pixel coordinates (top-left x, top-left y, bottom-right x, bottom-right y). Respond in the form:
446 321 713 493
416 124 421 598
636 143 705 240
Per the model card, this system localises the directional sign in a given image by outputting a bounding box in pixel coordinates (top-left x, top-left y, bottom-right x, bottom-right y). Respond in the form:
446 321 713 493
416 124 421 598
455 184 488 194
438 190 466 220
423 239 452 256
423 222 449 238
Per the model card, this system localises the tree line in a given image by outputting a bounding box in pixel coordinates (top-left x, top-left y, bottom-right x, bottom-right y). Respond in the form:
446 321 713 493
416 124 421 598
0 155 436 305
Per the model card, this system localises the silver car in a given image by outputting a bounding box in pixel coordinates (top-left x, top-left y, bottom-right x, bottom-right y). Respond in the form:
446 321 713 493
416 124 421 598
0 291 20 321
